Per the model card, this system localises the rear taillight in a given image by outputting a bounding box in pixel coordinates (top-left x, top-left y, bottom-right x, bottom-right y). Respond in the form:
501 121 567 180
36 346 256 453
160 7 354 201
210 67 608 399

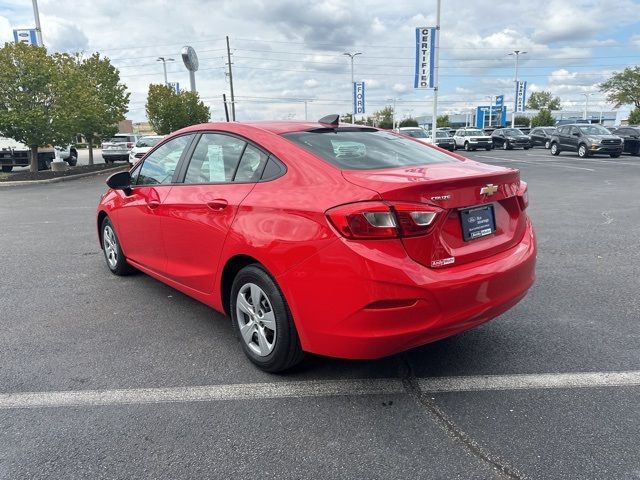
517 181 528 210
326 201 441 239
127 142 134 148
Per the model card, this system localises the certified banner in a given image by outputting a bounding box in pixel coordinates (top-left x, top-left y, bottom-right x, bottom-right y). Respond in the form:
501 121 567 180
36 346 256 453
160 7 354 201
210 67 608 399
514 81 527 112
13 29 39 46
354 82 365 114
414 27 436 89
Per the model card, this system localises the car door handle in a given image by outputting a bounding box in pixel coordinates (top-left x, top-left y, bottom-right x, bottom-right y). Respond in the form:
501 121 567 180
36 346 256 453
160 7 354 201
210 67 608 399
206 199 228 211
147 200 160 209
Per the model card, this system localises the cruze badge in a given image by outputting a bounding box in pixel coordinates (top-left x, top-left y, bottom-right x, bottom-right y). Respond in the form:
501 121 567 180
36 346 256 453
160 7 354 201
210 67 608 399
480 184 498 196
430 194 451 201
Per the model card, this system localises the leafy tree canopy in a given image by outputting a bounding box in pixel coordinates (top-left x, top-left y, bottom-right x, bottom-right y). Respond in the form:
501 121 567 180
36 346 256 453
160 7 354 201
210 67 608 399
599 66 640 108
526 91 561 110
146 84 210 135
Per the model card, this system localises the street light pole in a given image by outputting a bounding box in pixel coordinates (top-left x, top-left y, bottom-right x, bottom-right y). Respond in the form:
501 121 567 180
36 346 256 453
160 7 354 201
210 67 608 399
343 52 362 124
157 57 174 86
431 0 441 142
582 93 594 121
32 0 43 46
487 95 494 127
509 50 527 127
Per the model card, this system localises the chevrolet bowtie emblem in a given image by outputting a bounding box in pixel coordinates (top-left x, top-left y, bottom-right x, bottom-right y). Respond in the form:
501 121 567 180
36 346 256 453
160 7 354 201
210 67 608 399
480 184 499 196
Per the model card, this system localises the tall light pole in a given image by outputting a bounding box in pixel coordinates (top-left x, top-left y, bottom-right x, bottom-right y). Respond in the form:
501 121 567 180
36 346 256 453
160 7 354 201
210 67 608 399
156 57 174 86
486 95 494 127
509 50 527 127
343 52 362 124
431 0 441 142
32 0 43 46
582 92 595 121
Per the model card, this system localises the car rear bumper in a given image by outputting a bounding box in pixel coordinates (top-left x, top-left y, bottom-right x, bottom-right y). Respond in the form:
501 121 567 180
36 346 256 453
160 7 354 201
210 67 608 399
278 219 537 359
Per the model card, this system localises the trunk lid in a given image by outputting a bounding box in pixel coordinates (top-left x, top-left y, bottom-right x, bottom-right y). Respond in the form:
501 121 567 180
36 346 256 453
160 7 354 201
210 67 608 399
342 160 526 269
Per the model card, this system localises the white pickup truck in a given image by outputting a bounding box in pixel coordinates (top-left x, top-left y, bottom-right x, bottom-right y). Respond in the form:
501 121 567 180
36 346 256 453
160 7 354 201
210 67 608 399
0 137 77 172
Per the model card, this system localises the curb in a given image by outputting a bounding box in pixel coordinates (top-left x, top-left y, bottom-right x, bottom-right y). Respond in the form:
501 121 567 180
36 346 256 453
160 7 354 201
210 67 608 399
0 165 128 188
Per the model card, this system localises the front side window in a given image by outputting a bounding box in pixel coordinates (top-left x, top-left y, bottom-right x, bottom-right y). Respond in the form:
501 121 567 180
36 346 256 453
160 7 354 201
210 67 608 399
283 129 456 170
184 133 247 184
136 134 193 185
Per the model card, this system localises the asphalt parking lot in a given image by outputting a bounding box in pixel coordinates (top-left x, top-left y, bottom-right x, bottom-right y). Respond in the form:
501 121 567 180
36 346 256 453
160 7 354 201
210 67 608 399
0 146 639 480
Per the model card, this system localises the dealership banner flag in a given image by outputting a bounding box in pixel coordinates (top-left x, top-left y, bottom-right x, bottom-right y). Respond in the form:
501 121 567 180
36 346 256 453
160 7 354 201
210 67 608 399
495 94 504 112
354 82 365 114
414 27 436 89
13 29 38 46
515 81 527 112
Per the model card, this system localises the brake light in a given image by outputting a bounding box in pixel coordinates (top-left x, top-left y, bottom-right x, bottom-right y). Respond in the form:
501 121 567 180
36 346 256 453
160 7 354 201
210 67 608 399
127 142 134 148
517 181 528 210
326 201 441 239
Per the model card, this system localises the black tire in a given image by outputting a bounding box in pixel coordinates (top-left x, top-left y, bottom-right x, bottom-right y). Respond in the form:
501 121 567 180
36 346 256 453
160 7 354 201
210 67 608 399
610 153 621 158
524 146 530 150
230 264 305 373
103 156 112 164
578 144 588 158
1 165 13 173
545 140 551 149
550 143 560 155
67 149 78 167
485 146 491 151
100 217 136 276
464 142 470 151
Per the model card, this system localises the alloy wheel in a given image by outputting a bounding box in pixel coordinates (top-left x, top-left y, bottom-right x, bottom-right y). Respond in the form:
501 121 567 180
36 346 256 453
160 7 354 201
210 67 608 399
236 283 277 357
103 225 118 269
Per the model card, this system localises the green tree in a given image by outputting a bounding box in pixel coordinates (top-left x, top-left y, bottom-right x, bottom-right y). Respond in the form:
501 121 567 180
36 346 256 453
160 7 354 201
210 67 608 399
628 107 640 125
340 113 353 123
146 84 210 135
436 115 450 128
514 115 530 127
55 53 129 164
530 108 555 127
399 117 418 127
599 66 640 108
526 91 561 110
373 106 394 129
0 43 70 172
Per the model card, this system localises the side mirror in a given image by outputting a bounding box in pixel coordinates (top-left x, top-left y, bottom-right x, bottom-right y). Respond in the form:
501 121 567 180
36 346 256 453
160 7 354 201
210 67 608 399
572 132 580 137
106 170 132 191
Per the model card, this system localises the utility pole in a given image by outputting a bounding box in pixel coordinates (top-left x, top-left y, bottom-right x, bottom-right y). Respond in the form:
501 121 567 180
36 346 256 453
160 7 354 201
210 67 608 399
32 0 43 46
431 0 441 142
226 36 236 121
304 100 308 121
156 57 174 86
509 50 527 127
343 52 362 124
222 94 230 122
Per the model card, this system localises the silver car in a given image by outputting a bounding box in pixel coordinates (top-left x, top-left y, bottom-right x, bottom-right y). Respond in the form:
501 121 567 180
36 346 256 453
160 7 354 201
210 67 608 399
102 134 141 163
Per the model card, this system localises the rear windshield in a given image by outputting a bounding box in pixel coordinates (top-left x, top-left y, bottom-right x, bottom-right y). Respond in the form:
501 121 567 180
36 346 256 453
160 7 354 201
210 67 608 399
283 130 456 170
136 137 162 148
108 136 130 143
401 129 427 138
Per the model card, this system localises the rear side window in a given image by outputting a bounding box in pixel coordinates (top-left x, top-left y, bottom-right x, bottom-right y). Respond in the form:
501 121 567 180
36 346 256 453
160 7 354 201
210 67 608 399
234 145 269 182
184 133 247 184
283 130 455 170
136 134 193 185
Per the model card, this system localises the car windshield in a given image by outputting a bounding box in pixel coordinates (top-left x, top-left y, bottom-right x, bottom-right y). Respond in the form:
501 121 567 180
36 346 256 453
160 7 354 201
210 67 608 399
465 130 484 136
543 128 556 133
578 125 610 135
136 137 162 148
503 128 525 136
436 131 450 138
401 129 428 138
283 129 456 170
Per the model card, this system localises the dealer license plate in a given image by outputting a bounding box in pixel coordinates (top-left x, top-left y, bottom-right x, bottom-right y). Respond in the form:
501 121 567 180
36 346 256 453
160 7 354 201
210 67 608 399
460 205 496 241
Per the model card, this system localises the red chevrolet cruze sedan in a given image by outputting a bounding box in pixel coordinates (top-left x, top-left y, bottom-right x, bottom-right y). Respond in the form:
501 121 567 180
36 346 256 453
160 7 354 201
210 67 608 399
97 116 536 372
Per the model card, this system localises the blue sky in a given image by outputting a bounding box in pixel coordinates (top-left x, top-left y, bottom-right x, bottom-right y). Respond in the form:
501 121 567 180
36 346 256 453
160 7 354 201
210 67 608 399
1 0 639 122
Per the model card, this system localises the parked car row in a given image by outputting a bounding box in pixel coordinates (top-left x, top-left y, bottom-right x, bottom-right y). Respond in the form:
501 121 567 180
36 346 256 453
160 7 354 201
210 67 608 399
0 137 77 172
102 134 165 163
395 124 640 158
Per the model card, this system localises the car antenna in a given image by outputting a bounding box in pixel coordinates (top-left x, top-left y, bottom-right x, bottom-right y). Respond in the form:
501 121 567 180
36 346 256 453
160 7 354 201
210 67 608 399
318 114 340 129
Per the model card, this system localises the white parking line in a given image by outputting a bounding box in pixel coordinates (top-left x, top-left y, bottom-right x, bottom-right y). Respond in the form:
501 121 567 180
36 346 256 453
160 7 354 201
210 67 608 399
1 371 639 410
523 153 640 167
473 154 595 171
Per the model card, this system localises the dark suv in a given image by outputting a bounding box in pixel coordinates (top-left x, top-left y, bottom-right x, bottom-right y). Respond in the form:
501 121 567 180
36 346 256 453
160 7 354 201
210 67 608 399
491 128 531 150
550 124 623 158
